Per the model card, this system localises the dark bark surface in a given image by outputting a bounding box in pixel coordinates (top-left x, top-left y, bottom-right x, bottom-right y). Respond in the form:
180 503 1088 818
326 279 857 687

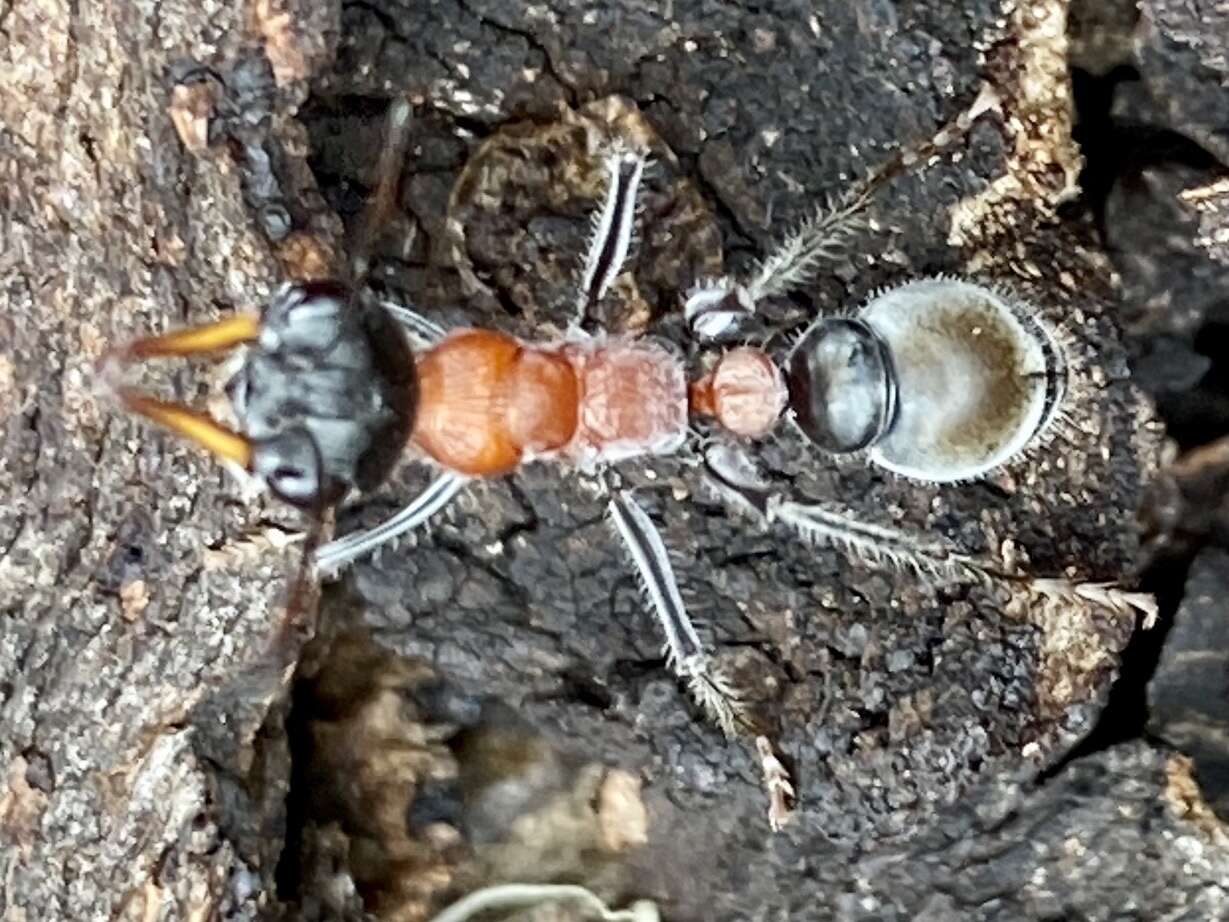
2 1 1227 921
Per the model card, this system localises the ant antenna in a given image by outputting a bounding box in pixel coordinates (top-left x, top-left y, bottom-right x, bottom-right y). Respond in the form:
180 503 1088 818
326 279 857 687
352 95 416 282
268 508 328 660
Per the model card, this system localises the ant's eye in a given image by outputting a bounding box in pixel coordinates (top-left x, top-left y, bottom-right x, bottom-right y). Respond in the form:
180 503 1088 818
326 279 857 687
786 318 896 453
252 427 325 508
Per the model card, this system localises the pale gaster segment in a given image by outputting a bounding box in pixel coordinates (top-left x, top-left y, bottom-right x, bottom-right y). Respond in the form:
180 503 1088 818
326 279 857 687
102 93 1157 834
786 278 1067 482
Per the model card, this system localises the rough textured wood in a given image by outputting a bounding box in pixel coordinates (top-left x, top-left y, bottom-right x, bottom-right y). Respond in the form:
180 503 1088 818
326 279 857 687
2 0 1228 921
0 1 321 918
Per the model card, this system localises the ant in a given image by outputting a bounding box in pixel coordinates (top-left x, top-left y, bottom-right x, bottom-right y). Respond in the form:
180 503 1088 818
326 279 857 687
99 89 1156 831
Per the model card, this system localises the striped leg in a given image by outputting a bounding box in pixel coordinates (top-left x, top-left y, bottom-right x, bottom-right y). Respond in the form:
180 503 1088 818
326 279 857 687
609 478 796 830
572 145 648 333
606 489 746 737
380 299 447 346
703 442 1159 627
313 472 468 576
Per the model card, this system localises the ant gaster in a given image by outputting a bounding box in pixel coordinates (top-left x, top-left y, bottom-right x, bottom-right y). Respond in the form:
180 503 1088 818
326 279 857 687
100 90 1155 831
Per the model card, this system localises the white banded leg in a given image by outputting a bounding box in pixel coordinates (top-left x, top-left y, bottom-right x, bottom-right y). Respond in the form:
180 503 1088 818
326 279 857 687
703 443 1158 625
767 499 998 585
702 444 1004 583
770 500 1159 626
380 300 448 346
704 440 970 574
705 439 1026 588
607 489 745 736
313 471 467 576
572 145 648 332
684 84 1000 339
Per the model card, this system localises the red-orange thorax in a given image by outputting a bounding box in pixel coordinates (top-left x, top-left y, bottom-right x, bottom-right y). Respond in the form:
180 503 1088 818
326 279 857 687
411 330 689 477
413 329 578 476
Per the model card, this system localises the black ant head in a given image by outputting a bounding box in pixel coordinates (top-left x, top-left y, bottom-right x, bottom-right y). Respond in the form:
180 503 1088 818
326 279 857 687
785 317 897 454
100 281 419 510
234 282 419 503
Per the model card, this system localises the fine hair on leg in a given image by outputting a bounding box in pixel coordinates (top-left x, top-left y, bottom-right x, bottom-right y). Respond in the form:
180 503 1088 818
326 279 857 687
606 488 747 736
573 145 649 332
684 84 1000 336
314 471 468 575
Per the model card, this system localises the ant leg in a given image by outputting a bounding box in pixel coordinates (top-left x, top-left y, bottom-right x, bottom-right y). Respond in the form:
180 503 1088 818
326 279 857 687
352 96 416 280
769 497 1007 585
702 442 1020 584
768 499 1159 627
379 299 448 346
703 444 1159 627
688 446 799 830
684 84 1000 340
570 145 649 333
755 735 795 833
313 471 468 576
606 488 747 737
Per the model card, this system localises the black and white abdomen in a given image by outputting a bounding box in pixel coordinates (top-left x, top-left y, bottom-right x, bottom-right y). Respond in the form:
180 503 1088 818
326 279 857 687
786 278 1066 482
